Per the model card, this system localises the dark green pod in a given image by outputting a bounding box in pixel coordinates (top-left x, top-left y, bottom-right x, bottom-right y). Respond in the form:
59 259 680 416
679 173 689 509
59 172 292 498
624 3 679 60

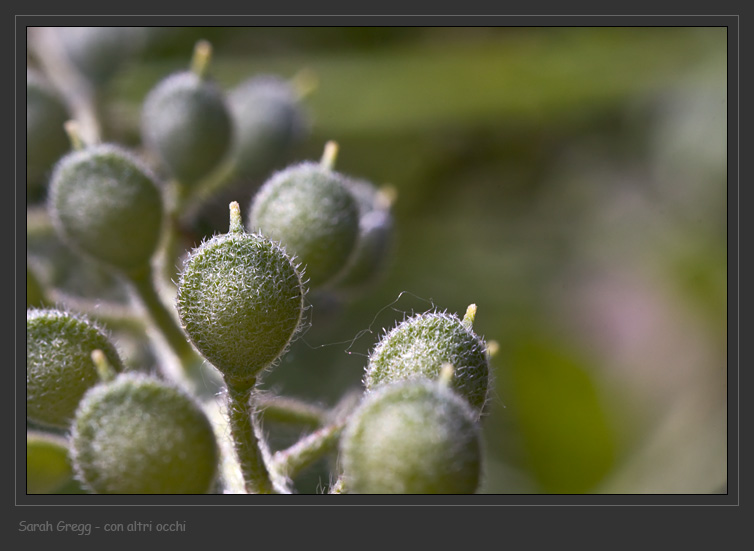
248 162 360 288
228 75 308 178
335 178 394 289
71 373 218 494
141 71 232 186
26 309 124 429
26 70 69 194
365 310 490 415
48 144 163 276
340 380 482 494
176 226 305 387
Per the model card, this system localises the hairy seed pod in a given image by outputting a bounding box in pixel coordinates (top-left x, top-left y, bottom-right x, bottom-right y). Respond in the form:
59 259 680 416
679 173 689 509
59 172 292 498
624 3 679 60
55 27 142 87
228 75 308 178
26 309 124 429
248 161 360 288
365 310 490 415
26 70 69 192
71 373 218 494
335 178 394 289
141 71 232 186
48 143 163 276
340 380 482 494
177 210 305 387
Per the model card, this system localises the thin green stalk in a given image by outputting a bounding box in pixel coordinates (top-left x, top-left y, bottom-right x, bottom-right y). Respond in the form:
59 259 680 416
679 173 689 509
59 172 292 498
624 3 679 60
125 266 195 364
256 394 328 428
226 381 276 494
271 419 346 480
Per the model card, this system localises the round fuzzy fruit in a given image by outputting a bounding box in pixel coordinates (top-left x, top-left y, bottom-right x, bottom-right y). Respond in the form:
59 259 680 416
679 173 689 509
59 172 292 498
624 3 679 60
335 178 394 289
248 162 360 288
71 373 218 494
26 70 70 192
340 380 482 494
176 228 305 387
141 71 232 186
228 75 308 178
365 311 490 415
26 309 124 429
48 143 163 276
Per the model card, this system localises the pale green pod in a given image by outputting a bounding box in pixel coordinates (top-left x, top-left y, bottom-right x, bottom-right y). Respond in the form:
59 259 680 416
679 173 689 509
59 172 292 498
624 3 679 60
365 310 490 415
176 227 305 387
26 309 124 429
340 380 482 494
47 144 163 276
248 161 360 288
71 373 218 494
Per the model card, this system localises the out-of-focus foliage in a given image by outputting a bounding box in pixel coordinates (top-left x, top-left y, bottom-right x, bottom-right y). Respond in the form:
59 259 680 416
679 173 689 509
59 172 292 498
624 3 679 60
27 26 727 494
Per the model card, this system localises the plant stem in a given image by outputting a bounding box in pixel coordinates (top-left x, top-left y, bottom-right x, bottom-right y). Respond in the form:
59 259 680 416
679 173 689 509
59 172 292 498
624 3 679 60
256 394 328 428
125 266 195 364
271 419 346 480
226 380 276 494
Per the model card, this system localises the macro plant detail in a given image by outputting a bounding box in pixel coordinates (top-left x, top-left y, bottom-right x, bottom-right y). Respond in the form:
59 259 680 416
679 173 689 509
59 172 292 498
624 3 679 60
25 30 493 495
27 26 725 499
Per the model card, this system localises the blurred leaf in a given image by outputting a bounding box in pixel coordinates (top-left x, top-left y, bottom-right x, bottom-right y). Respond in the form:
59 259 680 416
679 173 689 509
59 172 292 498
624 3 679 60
111 27 721 137
501 332 617 493
27 431 76 494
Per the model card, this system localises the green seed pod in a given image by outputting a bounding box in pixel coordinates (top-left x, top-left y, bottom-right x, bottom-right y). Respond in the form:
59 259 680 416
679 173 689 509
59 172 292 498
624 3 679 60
70 373 218 494
365 308 490 415
27 309 124 429
55 27 142 87
141 70 232 186
248 161 360 288
340 379 482 494
48 143 163 276
228 75 308 178
335 178 394 289
26 70 70 193
177 204 305 387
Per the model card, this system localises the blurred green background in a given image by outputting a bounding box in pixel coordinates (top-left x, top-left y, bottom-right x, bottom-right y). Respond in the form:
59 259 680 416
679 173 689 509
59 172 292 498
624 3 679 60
27 26 727 494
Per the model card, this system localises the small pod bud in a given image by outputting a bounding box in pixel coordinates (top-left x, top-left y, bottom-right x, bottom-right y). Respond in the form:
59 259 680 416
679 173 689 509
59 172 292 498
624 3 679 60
177 205 305 387
54 27 143 87
365 309 490 415
26 70 70 193
334 178 394 289
70 373 219 494
26 309 124 429
228 75 308 179
248 161 360 288
141 70 232 186
340 379 482 494
47 143 164 276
